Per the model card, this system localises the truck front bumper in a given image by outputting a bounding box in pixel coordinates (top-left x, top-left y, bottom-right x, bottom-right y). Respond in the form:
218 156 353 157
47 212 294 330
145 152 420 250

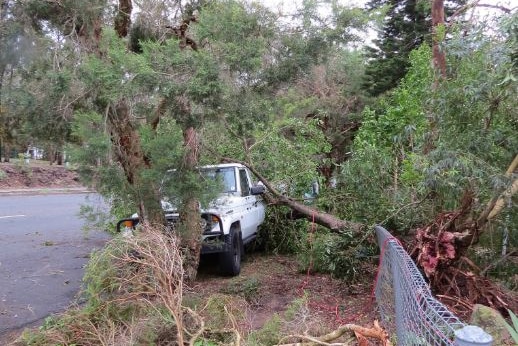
116 214 229 254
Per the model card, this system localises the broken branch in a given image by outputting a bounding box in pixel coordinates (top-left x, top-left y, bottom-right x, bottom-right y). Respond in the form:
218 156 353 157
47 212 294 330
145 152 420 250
277 321 392 346
478 154 518 227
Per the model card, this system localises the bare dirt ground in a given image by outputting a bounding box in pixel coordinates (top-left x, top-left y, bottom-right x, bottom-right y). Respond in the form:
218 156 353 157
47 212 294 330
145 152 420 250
193 253 380 342
0 161 82 189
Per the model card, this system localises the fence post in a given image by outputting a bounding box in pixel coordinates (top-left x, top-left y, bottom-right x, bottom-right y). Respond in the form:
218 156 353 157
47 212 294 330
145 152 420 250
454 325 493 346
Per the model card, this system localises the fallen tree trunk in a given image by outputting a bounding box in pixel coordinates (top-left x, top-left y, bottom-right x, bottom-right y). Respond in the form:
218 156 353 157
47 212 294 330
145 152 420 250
222 158 364 234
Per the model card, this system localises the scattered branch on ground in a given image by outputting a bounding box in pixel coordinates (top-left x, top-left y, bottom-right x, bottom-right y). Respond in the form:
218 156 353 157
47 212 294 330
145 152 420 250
277 320 392 346
112 223 186 344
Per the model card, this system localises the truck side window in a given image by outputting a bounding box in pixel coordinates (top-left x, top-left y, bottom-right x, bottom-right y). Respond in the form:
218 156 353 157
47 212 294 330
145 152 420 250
239 169 250 196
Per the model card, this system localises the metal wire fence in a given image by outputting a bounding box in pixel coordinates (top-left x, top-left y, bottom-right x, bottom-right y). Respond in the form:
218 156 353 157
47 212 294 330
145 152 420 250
374 225 466 345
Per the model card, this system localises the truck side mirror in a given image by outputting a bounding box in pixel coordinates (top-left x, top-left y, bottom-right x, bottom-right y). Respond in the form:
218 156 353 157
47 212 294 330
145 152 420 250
250 184 265 195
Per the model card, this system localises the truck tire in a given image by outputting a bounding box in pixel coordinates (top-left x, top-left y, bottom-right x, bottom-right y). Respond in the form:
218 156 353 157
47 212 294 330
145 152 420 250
220 228 242 276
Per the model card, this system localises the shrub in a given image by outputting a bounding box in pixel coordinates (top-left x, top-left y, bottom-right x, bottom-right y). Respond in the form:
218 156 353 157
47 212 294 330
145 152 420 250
20 225 186 345
297 229 377 282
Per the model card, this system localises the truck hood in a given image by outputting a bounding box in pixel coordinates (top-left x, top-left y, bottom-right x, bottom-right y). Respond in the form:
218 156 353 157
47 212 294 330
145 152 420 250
161 193 244 214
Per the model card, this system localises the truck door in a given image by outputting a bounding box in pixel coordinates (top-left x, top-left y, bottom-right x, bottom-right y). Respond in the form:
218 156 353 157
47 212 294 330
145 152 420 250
238 168 258 241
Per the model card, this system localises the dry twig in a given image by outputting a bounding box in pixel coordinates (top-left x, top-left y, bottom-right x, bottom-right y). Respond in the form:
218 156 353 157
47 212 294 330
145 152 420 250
277 321 392 346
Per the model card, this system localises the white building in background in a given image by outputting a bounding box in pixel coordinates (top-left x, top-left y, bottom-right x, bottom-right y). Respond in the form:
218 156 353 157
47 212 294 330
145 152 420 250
27 146 44 159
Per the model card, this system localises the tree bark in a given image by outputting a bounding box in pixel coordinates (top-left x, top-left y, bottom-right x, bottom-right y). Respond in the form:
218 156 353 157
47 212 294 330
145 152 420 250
56 151 63 165
477 154 518 228
171 9 203 281
108 100 164 226
432 0 447 78
48 144 56 165
114 0 132 38
179 127 203 281
3 142 9 162
110 1 164 226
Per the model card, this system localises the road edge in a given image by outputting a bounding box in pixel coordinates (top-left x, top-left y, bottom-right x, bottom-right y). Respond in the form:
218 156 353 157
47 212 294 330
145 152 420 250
0 187 93 196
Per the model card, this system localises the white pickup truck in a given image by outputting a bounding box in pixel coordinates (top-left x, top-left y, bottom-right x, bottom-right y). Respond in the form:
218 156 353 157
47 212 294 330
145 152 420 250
117 163 266 276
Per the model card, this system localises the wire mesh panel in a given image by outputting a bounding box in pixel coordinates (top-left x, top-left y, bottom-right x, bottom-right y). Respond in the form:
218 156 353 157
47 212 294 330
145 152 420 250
374 226 465 345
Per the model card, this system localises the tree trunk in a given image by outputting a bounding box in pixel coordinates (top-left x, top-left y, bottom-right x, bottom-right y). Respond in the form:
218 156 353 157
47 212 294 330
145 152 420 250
179 127 203 281
56 151 63 165
281 196 363 233
48 145 56 165
3 142 10 162
114 0 132 38
432 0 447 78
108 100 164 226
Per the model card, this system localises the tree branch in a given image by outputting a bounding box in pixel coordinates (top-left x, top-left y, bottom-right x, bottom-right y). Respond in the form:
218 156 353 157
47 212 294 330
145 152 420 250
480 250 517 276
478 154 518 227
449 1 512 23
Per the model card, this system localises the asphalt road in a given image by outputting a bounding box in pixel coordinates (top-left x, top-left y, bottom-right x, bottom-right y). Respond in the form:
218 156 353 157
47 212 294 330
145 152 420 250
0 193 110 337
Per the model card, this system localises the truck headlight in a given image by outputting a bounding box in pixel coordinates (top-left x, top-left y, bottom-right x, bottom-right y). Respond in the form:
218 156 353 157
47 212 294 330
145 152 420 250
202 214 220 233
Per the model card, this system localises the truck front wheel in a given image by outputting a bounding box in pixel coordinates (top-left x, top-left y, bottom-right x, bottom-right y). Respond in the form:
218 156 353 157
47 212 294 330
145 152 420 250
220 228 242 276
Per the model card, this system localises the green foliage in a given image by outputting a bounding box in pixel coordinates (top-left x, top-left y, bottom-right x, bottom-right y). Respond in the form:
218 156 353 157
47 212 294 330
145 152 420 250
206 116 330 197
246 314 283 346
194 340 218 346
18 232 187 345
362 0 431 96
283 294 308 322
298 230 376 281
504 309 518 344
14 154 32 176
335 146 399 225
257 207 306 254
246 295 309 345
355 45 432 150
194 0 275 75
0 78 34 154
221 276 261 303
81 240 124 310
69 111 111 169
78 198 117 236
362 0 464 96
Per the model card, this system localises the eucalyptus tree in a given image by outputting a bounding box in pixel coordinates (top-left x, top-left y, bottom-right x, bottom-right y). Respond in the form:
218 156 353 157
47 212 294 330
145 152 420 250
344 11 518 247
362 0 466 95
22 36 84 165
194 0 369 187
0 0 35 161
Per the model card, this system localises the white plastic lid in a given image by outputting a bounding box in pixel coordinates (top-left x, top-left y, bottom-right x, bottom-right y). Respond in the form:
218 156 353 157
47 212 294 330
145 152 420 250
454 325 493 343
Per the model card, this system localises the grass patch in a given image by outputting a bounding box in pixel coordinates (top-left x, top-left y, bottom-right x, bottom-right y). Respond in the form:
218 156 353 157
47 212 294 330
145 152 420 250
221 276 261 303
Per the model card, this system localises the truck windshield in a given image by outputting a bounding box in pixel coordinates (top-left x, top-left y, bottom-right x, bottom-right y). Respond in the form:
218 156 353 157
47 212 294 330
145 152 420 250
201 167 236 193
